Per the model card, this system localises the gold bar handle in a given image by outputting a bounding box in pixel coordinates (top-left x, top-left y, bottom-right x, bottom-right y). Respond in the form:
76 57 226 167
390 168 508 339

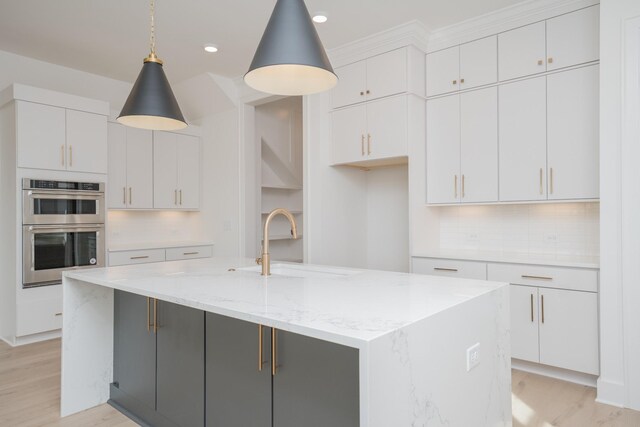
454 175 458 198
434 267 458 272
179 189 183 205
530 294 534 323
130 255 149 260
55 312 62 317
258 325 264 371
522 275 553 281
61 145 65 166
183 252 199 256
367 134 371 155
271 328 277 376
361 135 365 156
147 297 151 332
123 187 126 205
69 146 73 167
539 168 543 195
174 189 178 205
462 175 465 198
154 298 158 334
129 187 132 205
541 295 545 324
550 168 554 194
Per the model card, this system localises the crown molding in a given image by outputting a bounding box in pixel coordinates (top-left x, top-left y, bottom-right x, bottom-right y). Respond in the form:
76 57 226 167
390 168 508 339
328 20 429 68
427 0 599 52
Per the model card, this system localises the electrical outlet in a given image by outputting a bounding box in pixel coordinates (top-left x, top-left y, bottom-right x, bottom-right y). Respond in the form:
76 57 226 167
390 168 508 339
466 343 480 372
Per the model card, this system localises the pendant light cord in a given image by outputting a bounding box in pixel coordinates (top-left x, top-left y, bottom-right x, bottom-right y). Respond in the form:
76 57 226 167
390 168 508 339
149 0 156 56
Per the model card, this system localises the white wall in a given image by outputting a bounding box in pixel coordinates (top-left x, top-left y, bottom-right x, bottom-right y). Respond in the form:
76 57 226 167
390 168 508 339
599 0 640 410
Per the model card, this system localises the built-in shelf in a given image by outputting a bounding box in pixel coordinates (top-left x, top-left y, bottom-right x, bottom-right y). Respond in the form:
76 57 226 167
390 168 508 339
272 258 303 263
261 210 302 215
262 184 302 191
263 233 303 241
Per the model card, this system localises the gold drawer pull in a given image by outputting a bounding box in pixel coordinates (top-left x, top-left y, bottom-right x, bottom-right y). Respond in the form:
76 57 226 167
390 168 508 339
530 294 534 323
434 267 458 272
271 328 278 376
522 275 552 281
154 298 158 334
183 252 199 256
147 297 151 332
541 295 545 324
130 255 150 260
361 135 365 156
55 312 63 317
258 325 264 372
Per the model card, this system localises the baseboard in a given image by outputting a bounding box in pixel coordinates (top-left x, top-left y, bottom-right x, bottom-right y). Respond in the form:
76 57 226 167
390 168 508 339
12 329 61 346
512 358 598 387
595 378 627 408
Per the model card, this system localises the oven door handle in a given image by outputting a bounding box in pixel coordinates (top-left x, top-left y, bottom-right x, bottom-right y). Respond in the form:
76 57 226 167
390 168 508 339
28 191 104 200
27 224 105 232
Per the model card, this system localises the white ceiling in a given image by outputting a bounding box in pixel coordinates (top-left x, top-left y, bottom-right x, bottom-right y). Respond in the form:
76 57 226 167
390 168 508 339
0 0 524 84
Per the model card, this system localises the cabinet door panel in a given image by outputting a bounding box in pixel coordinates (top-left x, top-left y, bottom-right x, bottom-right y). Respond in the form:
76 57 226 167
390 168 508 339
510 285 540 363
498 21 546 81
107 123 127 209
426 95 460 204
16 101 66 171
366 48 407 101
539 289 599 375
547 5 599 71
366 96 408 160
499 77 547 201
332 61 367 109
331 105 367 165
156 301 205 427
206 313 272 427
460 87 498 203
273 330 359 427
176 134 200 209
153 132 178 208
460 36 498 90
126 128 154 209
547 66 599 200
426 46 460 97
113 290 156 410
66 109 108 173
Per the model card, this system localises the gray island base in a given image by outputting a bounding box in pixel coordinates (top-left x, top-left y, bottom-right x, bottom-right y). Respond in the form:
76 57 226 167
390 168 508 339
60 257 511 426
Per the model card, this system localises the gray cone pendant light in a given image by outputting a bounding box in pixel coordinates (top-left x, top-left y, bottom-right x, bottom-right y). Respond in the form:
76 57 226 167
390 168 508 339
118 0 187 131
245 0 337 95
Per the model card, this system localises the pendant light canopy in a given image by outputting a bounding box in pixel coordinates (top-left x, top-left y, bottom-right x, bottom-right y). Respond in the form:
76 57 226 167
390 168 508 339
245 0 337 96
118 0 186 131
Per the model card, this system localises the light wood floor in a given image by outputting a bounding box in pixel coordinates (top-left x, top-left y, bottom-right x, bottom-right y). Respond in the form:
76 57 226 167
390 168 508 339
2 339 640 426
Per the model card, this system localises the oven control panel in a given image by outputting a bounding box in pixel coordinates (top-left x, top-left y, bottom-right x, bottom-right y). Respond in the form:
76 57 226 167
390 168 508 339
24 179 103 192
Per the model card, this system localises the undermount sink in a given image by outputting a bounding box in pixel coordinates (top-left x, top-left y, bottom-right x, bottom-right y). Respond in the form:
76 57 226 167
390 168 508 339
238 263 359 279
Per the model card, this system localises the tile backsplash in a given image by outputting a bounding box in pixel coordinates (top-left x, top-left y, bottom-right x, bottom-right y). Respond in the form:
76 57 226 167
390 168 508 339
437 202 599 257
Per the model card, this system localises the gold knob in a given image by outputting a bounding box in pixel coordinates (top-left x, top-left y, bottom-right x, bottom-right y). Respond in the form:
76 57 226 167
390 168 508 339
537 59 543 66
360 91 364 96
452 80 457 85
548 57 553 64
366 89 370 94
460 78 465 84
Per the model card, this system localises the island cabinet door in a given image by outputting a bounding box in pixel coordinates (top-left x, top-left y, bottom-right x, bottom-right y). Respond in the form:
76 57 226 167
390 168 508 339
205 313 272 427
272 330 360 427
510 285 540 363
156 301 205 427
113 291 157 409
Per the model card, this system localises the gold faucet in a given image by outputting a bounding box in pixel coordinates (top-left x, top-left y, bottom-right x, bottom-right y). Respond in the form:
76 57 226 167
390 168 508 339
259 208 298 276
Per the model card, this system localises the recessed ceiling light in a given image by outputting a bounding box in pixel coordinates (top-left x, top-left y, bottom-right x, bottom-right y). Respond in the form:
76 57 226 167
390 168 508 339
204 44 218 53
312 13 328 24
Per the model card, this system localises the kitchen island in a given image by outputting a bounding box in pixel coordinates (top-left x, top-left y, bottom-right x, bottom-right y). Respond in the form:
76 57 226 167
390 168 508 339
61 257 511 426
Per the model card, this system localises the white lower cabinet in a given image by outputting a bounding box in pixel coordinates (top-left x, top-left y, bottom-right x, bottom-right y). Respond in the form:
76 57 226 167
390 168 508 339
109 244 214 267
411 257 487 280
510 285 540 363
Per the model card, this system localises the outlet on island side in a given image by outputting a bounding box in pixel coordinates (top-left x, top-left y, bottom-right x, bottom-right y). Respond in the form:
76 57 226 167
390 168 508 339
466 343 480 372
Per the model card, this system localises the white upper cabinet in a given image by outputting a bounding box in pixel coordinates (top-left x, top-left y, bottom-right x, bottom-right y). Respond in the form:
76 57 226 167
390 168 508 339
499 77 547 202
332 105 367 165
460 87 498 203
107 123 128 209
459 36 498 91
153 131 200 210
331 47 423 109
16 100 107 173
331 61 367 109
427 36 498 97
426 95 460 204
16 101 66 171
426 46 460 97
66 109 108 174
547 65 599 200
498 21 547 81
546 5 600 71
366 96 408 161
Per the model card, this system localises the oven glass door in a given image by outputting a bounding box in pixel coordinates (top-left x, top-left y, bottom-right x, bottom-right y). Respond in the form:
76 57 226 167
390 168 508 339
23 191 105 225
23 225 105 287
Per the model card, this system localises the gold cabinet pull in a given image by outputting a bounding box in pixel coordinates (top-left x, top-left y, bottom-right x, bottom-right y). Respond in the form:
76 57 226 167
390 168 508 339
366 90 370 95
462 175 465 198
434 267 458 272
452 79 457 85
550 168 554 194
174 189 178 205
153 298 158 334
360 91 364 96
361 135 365 156
539 168 543 195
548 57 553 64
367 134 371 155
123 187 126 205
541 295 545 324
183 252 199 256
522 274 553 281
129 187 132 205
147 297 151 332
55 312 63 317
530 294 534 323
271 328 277 376
179 189 183 205
258 325 264 371
130 255 149 260
537 59 544 66
460 78 465 84
61 145 65 166
69 146 73 167
454 175 458 198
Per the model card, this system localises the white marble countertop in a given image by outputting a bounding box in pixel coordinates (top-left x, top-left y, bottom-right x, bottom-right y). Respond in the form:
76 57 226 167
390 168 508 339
108 241 215 252
413 250 599 269
63 257 508 348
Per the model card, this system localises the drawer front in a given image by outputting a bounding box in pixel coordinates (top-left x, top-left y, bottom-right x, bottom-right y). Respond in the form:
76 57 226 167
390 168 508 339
16 297 63 337
412 258 487 280
109 249 166 266
487 263 598 292
166 245 213 261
